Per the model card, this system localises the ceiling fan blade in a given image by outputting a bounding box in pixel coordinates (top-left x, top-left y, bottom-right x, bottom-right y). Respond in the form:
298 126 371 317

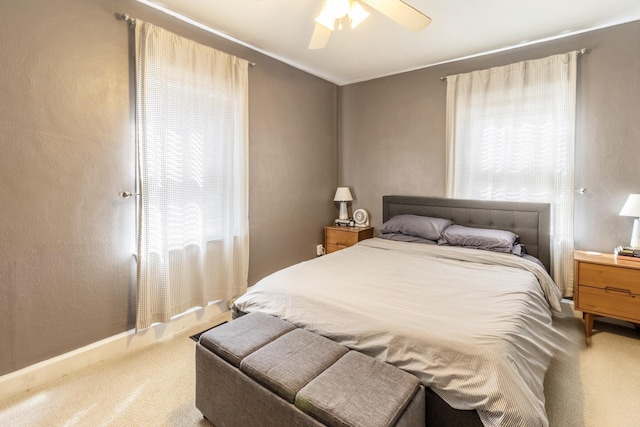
361 0 431 32
308 22 332 49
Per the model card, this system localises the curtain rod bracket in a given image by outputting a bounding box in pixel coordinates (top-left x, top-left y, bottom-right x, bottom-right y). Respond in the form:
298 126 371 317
117 13 136 28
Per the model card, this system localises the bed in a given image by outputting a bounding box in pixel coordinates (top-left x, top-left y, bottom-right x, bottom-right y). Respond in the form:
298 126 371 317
233 196 563 427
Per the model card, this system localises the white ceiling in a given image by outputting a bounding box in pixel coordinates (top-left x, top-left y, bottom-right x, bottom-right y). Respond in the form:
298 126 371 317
138 0 640 86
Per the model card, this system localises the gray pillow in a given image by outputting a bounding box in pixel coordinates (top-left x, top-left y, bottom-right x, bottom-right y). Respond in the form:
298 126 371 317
439 224 519 253
380 215 452 241
378 233 437 245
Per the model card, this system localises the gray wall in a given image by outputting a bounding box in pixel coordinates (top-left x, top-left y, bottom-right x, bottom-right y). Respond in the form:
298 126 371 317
2 0 639 378
0 0 337 376
340 20 640 254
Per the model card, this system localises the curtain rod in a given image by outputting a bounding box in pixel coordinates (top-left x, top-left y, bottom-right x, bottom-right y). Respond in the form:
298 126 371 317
438 48 589 81
117 13 257 68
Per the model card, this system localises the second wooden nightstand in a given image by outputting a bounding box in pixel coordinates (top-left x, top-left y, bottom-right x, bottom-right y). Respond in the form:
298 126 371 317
574 250 640 338
324 226 374 254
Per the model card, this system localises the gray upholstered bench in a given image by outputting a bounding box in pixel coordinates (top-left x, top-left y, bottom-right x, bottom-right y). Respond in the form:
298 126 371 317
196 312 425 427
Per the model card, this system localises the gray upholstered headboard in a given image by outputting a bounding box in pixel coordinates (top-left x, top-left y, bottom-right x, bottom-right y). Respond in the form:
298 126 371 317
382 196 551 273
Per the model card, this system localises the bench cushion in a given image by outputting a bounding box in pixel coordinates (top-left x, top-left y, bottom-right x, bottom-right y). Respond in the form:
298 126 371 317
241 328 349 403
296 351 420 427
199 312 296 367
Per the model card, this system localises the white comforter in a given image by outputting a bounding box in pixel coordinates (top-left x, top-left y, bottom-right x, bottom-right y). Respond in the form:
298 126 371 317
233 238 564 427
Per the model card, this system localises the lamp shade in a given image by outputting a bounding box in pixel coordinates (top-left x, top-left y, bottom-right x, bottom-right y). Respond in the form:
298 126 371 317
619 194 640 217
334 187 353 202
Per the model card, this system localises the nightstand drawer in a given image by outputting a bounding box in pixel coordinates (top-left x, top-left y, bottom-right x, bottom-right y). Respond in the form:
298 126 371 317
577 262 640 294
325 229 359 247
324 226 374 254
577 285 640 323
574 250 640 339
325 242 346 253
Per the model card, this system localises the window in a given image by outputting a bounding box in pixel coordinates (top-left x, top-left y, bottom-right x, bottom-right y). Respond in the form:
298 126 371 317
445 52 578 296
134 21 249 330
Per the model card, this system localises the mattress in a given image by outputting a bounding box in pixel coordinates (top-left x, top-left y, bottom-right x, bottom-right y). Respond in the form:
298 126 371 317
233 238 564 427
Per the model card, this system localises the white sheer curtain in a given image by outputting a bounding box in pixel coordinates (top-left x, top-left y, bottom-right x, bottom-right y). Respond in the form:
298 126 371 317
135 21 249 330
445 52 577 296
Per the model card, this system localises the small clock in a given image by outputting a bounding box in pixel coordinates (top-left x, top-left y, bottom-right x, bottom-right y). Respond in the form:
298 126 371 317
353 209 369 227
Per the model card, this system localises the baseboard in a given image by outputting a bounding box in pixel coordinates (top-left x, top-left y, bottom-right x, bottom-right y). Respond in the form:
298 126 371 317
0 302 231 402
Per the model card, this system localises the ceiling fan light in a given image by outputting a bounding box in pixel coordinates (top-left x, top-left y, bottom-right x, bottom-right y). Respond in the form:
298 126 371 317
315 8 336 30
330 0 351 19
316 0 356 30
349 1 369 28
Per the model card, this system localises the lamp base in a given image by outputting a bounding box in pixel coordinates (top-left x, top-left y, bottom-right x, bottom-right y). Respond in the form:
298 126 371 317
338 201 349 220
630 218 640 248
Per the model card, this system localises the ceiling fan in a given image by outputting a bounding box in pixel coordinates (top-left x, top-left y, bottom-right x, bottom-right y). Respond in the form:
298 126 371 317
309 0 432 49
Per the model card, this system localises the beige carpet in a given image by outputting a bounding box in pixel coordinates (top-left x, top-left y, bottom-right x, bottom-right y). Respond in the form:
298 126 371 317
543 304 640 427
1 302 639 427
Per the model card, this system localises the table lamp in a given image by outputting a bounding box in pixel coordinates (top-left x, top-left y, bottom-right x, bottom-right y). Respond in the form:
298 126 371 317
334 187 353 220
619 194 640 248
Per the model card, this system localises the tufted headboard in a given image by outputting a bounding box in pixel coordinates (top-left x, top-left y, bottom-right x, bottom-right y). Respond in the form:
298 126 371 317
382 196 551 273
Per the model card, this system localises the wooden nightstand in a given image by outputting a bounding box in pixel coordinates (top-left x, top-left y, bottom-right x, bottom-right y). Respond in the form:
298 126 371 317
324 226 374 254
574 250 640 338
